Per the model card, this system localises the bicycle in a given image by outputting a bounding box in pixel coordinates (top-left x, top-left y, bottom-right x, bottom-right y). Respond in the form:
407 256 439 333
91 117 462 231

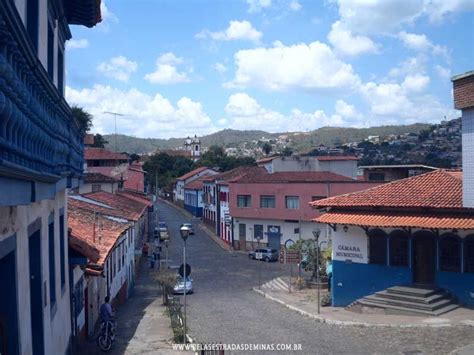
97 319 116 352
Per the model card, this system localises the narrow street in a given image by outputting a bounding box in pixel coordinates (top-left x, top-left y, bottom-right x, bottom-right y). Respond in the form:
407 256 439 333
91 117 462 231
158 200 474 355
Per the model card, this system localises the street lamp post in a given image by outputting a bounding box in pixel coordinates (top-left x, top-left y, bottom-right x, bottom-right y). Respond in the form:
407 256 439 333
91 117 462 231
312 229 321 315
256 235 263 289
164 239 169 268
179 225 191 344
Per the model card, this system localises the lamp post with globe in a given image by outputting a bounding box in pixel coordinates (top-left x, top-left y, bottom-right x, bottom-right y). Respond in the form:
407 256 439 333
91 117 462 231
179 224 191 344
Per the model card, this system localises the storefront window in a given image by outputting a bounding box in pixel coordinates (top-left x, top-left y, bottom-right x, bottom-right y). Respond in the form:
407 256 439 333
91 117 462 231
439 234 461 272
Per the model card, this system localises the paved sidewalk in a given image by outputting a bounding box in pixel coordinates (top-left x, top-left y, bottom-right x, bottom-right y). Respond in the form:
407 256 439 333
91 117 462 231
77 259 188 354
254 278 474 328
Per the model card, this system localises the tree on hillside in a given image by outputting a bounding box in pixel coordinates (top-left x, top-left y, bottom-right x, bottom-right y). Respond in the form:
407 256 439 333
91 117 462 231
198 145 256 171
143 153 194 193
71 105 93 134
92 133 108 148
262 142 272 155
129 153 140 162
281 146 293 156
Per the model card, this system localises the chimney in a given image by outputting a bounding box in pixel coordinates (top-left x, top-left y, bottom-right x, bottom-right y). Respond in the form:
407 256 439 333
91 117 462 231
452 70 474 207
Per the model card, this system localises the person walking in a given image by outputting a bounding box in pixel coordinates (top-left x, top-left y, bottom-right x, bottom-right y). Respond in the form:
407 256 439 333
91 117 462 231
325 256 333 292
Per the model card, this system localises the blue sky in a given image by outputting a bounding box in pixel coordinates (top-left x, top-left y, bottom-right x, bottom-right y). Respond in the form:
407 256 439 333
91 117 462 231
65 0 474 139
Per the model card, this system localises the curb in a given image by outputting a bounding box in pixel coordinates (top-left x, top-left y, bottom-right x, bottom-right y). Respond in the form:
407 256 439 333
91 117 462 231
253 288 474 329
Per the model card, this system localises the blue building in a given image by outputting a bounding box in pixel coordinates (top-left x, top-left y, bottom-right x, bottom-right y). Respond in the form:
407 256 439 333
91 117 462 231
0 1 101 354
313 71 474 315
184 178 206 217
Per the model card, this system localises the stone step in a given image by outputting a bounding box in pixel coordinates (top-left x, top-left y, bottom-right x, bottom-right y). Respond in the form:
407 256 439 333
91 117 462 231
386 285 440 298
362 295 455 312
375 290 451 305
357 299 460 316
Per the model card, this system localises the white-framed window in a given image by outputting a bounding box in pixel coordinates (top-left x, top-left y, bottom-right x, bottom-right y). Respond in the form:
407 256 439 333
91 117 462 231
285 196 300 209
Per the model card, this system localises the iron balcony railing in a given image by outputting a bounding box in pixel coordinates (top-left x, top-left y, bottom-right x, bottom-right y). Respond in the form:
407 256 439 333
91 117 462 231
0 1 83 182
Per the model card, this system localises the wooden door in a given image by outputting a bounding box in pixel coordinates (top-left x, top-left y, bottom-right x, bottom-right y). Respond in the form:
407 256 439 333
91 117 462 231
413 237 436 285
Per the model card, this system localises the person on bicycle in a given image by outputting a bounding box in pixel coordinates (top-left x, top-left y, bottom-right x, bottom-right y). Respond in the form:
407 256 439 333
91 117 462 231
100 296 113 324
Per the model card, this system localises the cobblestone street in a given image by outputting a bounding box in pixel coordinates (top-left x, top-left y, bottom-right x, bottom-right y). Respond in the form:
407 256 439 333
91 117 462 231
158 200 474 355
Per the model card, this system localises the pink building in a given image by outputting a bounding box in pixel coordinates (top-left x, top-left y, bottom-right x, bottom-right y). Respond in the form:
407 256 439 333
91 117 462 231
229 172 382 250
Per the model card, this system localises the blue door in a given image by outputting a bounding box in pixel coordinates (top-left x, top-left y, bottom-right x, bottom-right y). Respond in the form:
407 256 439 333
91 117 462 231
29 230 44 355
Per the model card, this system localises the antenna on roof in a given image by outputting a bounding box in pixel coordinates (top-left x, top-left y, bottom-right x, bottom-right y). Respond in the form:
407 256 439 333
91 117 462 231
103 111 127 152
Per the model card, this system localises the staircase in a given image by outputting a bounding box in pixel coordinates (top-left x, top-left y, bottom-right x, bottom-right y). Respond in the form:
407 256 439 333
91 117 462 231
353 285 460 316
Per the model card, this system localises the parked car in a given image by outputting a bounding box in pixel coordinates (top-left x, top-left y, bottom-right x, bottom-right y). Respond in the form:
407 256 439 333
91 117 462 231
248 248 279 262
182 223 194 235
158 222 168 232
173 276 193 294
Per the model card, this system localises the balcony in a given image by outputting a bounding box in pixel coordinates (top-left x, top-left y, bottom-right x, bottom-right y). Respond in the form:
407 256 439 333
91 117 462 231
0 2 83 183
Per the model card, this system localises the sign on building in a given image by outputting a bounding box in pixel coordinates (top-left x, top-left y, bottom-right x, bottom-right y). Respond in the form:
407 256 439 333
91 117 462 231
332 230 368 264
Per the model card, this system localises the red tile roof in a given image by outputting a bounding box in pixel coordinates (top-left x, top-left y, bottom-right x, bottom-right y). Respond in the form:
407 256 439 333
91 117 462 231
316 156 359 161
203 166 266 184
68 203 130 266
256 156 279 164
116 190 152 206
84 172 118 183
177 166 215 181
231 171 355 184
311 170 465 210
315 210 474 230
184 177 208 190
83 191 149 221
69 195 138 222
85 147 128 161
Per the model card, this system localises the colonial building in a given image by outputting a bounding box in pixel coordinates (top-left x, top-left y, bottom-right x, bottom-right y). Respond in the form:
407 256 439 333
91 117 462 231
183 177 207 217
312 71 474 312
257 155 359 179
229 172 382 251
84 148 146 193
78 172 119 194
0 1 100 354
202 166 266 245
174 166 218 205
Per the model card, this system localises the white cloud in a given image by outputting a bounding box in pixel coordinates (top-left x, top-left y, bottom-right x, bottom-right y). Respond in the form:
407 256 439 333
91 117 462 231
247 0 271 13
333 0 474 35
289 0 302 11
222 93 344 132
144 53 190 84
334 100 362 119
361 74 456 123
213 62 228 74
226 41 361 92
96 56 137 82
435 65 451 80
398 31 449 60
66 85 216 138
196 20 262 43
425 0 474 23
66 39 89 50
401 74 430 93
328 21 378 56
388 56 427 78
97 1 119 32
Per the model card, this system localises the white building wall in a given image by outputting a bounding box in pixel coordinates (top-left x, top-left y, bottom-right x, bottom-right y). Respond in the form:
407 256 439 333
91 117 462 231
317 160 358 179
0 190 71 355
232 217 329 248
79 182 118 194
463 108 474 207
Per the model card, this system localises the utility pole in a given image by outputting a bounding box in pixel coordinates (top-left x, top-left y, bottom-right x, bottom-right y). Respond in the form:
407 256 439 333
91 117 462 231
103 111 127 151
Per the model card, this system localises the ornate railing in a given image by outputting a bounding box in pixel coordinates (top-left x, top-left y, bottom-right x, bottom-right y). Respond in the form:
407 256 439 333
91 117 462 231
0 1 83 181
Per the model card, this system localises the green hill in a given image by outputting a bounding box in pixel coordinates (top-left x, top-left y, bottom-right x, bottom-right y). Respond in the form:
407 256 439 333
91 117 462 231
104 123 431 154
